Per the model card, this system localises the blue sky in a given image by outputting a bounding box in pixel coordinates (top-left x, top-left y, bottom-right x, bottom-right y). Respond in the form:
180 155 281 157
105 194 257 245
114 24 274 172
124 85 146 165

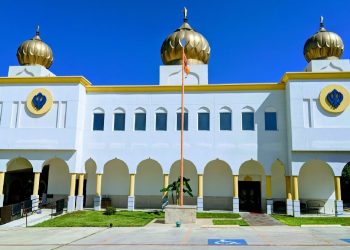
1 0 349 85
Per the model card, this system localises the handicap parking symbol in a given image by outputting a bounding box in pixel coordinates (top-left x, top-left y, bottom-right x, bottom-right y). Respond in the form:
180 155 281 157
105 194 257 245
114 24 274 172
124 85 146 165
341 239 350 244
208 239 247 245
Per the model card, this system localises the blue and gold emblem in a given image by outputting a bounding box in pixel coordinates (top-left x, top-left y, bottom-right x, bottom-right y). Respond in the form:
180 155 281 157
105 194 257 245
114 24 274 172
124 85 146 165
26 88 53 115
319 84 349 113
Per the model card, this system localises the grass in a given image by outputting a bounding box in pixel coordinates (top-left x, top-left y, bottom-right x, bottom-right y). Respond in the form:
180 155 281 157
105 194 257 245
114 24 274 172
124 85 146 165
213 219 249 226
272 214 350 226
34 210 164 227
197 212 241 219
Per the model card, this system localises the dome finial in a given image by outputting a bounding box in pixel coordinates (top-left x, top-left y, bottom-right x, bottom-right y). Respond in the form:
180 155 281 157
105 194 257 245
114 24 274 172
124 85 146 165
36 25 40 36
320 16 326 31
183 7 188 22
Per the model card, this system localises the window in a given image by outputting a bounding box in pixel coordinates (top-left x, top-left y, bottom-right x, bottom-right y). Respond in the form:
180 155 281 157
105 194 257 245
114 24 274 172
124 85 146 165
198 111 210 131
220 112 232 131
93 113 104 131
242 112 254 130
177 112 188 131
114 113 125 131
156 113 167 131
135 113 146 131
265 112 277 131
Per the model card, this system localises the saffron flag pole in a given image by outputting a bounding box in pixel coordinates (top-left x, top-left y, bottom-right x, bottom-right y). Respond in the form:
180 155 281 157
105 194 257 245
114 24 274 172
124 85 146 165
180 36 190 207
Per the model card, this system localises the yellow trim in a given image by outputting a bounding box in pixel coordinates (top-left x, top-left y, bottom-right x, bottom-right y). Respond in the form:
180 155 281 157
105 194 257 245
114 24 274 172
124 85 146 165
86 83 284 93
334 176 342 201
163 174 169 196
129 174 135 196
281 72 350 84
26 88 54 115
69 174 77 196
96 174 102 196
266 176 272 199
292 176 299 200
0 76 91 87
285 176 292 200
33 173 40 196
0 172 4 195
198 174 203 198
319 84 349 113
78 174 84 196
233 175 239 198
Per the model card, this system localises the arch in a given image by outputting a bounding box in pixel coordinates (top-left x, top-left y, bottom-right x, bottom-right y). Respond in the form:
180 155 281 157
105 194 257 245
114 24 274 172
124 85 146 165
271 160 285 199
155 107 167 113
198 107 210 113
135 159 163 209
176 107 189 113
135 107 146 113
341 162 350 205
220 106 232 113
93 107 105 114
85 158 97 208
169 159 198 205
242 106 254 112
299 160 335 214
46 158 70 202
114 107 125 113
102 159 129 208
265 106 277 112
7 157 33 172
203 160 232 210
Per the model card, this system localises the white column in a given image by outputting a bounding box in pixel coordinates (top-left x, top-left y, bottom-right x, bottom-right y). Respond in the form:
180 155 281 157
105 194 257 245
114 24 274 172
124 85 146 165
76 174 85 211
232 175 239 213
128 174 135 211
67 173 77 212
31 172 40 210
197 174 203 211
94 174 102 210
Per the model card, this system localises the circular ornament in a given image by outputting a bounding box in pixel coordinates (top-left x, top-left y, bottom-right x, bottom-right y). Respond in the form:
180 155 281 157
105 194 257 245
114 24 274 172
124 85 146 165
319 84 349 113
26 88 53 115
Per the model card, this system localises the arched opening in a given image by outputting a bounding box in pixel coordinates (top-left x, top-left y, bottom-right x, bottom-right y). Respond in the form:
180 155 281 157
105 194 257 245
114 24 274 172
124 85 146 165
341 162 350 210
46 158 70 204
299 160 334 214
102 159 129 208
203 160 232 211
169 160 198 205
135 159 163 209
4 158 33 205
85 159 97 208
239 160 265 212
271 160 286 213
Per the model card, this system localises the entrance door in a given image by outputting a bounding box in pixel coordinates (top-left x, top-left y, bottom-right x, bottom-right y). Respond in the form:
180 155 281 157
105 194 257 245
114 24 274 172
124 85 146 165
238 181 261 212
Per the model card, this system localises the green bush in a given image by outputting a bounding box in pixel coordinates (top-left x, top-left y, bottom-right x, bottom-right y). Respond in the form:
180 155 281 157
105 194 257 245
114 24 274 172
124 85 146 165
105 207 116 215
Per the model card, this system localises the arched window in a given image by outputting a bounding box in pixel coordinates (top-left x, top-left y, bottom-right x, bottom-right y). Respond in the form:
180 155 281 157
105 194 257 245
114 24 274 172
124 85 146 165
155 108 167 131
176 107 188 131
198 107 210 131
114 108 126 131
134 108 146 131
93 108 105 131
241 106 254 131
265 107 277 131
220 106 232 131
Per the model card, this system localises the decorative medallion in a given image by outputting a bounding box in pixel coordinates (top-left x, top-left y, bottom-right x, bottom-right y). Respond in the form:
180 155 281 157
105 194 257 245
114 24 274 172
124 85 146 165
26 88 53 115
319 84 349 113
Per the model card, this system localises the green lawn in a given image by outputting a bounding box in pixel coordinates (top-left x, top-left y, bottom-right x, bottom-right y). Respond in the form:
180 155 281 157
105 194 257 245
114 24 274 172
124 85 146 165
272 214 350 226
34 210 164 227
197 212 241 219
212 219 249 226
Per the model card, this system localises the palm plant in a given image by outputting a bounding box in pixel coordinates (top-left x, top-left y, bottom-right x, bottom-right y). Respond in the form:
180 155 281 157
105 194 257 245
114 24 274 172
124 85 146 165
160 176 193 205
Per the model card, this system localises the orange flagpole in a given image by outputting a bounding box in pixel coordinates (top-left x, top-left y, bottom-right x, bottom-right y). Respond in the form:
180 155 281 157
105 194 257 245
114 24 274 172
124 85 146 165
180 44 185 207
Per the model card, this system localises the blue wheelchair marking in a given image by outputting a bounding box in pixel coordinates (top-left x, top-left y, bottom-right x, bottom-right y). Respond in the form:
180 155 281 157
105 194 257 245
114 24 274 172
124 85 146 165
208 239 247 245
341 239 350 244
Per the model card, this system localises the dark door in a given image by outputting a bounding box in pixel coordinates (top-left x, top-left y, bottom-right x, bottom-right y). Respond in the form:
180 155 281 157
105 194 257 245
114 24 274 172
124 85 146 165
239 181 261 212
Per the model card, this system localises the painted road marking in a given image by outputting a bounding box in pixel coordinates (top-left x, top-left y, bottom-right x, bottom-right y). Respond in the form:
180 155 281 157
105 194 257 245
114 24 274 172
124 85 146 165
208 239 247 245
341 239 350 244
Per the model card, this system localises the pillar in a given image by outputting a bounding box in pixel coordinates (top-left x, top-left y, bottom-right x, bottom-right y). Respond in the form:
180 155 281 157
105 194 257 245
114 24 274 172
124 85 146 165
76 174 85 211
266 175 273 214
197 174 203 211
162 174 169 209
67 173 76 212
292 176 300 217
232 175 239 213
31 172 40 210
94 174 102 210
285 176 293 215
0 172 4 207
334 176 343 216
128 173 135 211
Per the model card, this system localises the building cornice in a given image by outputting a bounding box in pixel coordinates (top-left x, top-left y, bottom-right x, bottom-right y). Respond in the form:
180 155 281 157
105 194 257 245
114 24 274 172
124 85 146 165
0 76 91 87
281 72 350 84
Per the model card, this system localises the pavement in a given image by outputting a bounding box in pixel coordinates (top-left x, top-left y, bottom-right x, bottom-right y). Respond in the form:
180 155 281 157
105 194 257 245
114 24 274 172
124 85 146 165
0 222 350 249
240 212 283 226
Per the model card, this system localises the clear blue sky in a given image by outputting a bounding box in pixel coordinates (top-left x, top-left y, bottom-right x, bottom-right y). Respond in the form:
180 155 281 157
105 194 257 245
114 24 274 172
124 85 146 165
1 0 350 85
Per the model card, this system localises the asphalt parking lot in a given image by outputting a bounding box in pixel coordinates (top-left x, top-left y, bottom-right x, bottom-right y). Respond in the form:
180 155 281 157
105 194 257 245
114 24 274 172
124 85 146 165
0 224 350 250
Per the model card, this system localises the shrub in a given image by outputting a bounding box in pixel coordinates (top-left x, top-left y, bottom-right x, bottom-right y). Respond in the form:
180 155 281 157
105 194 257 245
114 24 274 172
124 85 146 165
105 206 116 215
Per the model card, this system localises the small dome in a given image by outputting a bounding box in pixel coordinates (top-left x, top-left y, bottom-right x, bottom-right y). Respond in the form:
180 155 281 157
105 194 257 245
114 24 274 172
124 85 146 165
17 26 54 69
161 8 210 65
304 16 344 62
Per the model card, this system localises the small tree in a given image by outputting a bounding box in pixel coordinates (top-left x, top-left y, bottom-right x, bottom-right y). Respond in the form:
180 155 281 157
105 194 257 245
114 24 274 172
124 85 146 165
160 176 193 205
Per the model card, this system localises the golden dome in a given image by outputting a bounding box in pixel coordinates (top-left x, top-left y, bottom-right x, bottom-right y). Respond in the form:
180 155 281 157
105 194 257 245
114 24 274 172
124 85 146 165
304 16 344 62
17 26 54 69
161 8 210 65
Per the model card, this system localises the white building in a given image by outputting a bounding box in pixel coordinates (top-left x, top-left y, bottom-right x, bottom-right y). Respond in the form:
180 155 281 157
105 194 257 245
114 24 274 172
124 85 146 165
0 13 349 217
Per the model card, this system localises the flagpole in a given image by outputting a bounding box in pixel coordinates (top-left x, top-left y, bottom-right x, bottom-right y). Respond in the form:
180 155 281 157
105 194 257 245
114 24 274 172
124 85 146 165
180 44 185 207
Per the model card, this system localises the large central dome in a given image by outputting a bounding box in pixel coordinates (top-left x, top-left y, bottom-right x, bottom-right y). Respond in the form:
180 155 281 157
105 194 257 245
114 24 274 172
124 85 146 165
161 8 211 65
